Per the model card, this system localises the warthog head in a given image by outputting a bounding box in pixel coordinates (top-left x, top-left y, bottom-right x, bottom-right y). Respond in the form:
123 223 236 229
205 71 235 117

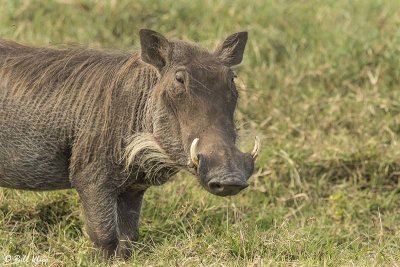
127 29 259 196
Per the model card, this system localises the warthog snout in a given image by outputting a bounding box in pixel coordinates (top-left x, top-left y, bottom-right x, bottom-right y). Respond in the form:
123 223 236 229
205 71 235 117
208 177 249 196
189 137 259 196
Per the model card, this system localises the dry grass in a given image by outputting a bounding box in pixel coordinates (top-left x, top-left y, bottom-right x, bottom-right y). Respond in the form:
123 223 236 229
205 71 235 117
1 0 400 266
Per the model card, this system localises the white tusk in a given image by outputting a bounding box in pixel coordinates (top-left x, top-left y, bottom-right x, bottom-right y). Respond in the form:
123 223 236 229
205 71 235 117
251 136 260 159
190 138 200 167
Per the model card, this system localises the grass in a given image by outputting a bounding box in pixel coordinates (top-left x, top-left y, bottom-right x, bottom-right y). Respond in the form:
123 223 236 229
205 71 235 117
0 0 400 266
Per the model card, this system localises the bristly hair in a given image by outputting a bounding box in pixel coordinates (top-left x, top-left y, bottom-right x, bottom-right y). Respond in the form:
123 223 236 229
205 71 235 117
123 133 180 184
0 39 180 180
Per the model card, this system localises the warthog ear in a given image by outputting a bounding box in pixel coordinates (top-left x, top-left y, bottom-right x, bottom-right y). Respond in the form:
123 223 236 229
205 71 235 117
139 29 170 71
214 32 248 66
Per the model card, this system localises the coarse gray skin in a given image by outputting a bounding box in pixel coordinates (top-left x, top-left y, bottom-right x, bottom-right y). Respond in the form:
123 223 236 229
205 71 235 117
0 30 255 258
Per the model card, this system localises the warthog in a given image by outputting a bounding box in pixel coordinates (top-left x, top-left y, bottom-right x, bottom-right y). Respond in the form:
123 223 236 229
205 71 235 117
0 29 259 257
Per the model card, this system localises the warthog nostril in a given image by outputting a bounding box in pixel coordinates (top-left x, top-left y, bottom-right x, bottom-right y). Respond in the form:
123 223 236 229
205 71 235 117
208 181 224 192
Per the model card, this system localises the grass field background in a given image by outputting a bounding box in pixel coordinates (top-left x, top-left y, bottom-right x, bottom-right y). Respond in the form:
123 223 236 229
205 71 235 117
1 0 400 266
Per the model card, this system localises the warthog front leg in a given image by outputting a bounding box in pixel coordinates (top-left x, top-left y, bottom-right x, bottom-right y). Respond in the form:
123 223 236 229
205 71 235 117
75 183 119 258
73 171 146 258
116 189 146 258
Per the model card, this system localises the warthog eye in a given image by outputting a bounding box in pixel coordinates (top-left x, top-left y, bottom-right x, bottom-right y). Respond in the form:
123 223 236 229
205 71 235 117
231 72 237 82
175 71 185 84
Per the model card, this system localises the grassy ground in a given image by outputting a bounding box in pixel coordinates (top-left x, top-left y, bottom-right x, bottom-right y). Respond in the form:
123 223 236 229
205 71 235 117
1 0 400 266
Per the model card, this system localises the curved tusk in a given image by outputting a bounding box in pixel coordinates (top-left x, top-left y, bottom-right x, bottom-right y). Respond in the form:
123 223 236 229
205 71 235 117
190 138 200 167
251 136 260 159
